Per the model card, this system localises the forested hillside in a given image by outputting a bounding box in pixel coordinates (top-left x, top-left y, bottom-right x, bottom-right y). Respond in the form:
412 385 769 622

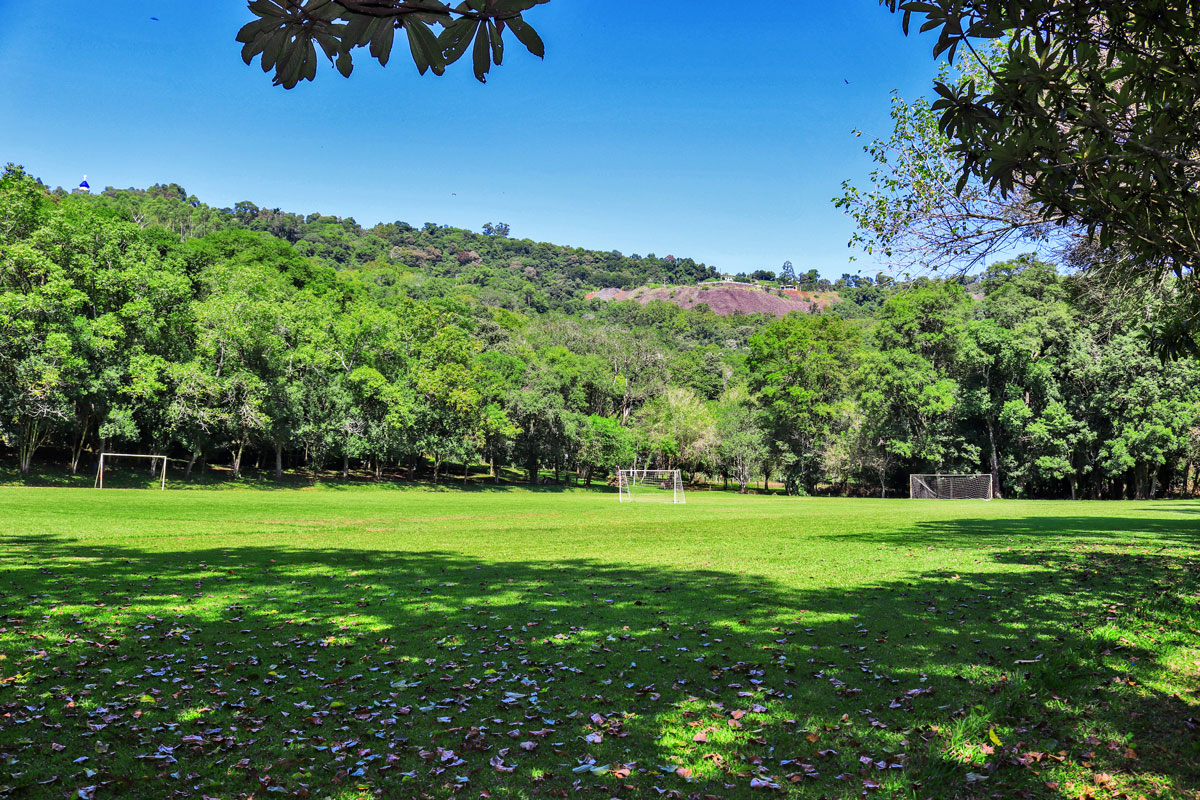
2 164 1197 498
86 180 720 314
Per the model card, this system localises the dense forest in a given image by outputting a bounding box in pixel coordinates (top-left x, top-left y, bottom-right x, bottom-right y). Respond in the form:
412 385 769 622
1 164 1197 498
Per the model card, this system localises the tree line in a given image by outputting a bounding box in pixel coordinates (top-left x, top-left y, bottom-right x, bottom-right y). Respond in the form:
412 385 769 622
1 165 1197 498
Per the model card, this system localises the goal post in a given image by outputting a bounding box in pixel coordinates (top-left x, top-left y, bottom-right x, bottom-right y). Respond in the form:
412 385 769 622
617 469 685 504
909 473 993 500
95 453 169 490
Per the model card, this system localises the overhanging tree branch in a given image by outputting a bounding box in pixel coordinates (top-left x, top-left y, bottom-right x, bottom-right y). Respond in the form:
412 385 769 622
238 0 549 87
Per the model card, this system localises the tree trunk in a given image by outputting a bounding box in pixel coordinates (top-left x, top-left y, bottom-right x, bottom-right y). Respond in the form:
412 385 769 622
342 454 349 480
185 450 199 480
1134 465 1148 500
985 416 1003 498
491 450 498 484
70 409 92 475
19 420 46 477
463 459 469 484
433 453 441 484
97 437 107 478
275 442 284 480
232 442 245 479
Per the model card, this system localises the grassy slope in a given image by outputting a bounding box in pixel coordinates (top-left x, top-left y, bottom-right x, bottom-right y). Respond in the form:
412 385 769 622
0 488 1196 799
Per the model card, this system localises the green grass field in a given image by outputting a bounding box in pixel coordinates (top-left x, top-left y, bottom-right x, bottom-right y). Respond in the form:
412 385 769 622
0 488 1197 799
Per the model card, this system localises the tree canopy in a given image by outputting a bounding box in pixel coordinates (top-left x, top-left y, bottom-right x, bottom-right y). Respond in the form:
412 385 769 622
873 1 1200 345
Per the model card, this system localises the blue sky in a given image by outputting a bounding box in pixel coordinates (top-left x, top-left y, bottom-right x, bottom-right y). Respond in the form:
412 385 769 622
0 2 942 277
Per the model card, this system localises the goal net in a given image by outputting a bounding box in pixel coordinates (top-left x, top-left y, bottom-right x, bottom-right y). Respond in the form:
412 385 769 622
618 469 685 504
910 473 993 500
94 453 169 490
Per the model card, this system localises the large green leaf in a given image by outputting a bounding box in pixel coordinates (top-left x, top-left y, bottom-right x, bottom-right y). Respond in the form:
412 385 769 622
369 19 396 67
506 14 544 58
488 20 504 66
438 17 478 64
405 18 446 76
472 20 491 82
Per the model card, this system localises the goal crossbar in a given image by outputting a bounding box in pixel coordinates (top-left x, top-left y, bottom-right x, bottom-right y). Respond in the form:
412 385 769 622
909 473 993 500
617 469 685 504
95 453 169 490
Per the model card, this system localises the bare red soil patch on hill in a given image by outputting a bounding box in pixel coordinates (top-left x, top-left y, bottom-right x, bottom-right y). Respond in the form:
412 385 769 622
586 284 840 316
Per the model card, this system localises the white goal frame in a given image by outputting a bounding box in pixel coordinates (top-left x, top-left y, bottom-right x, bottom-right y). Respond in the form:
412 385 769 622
94 453 169 490
909 473 993 500
617 469 685 504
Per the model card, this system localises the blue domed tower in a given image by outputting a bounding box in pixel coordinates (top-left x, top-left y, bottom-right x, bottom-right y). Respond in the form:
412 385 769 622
74 175 90 194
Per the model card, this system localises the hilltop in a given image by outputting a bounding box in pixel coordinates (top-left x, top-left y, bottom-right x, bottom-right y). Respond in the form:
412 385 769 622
72 182 725 314
586 282 841 317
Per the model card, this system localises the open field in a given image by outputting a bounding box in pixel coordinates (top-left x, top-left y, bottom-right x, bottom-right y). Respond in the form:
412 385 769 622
0 489 1197 799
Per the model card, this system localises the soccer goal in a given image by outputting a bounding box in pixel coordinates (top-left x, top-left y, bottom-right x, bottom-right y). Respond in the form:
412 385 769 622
909 473 993 500
94 453 169 490
618 469 685 504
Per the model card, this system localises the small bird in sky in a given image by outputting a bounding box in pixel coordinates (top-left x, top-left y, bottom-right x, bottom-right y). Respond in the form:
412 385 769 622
844 78 851 84
150 16 159 21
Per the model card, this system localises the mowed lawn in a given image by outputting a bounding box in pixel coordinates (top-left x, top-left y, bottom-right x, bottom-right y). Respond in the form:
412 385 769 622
0 488 1197 800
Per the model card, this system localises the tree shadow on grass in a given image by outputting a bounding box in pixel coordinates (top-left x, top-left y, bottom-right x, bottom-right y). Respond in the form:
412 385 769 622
0 535 1196 799
837 510 1200 549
